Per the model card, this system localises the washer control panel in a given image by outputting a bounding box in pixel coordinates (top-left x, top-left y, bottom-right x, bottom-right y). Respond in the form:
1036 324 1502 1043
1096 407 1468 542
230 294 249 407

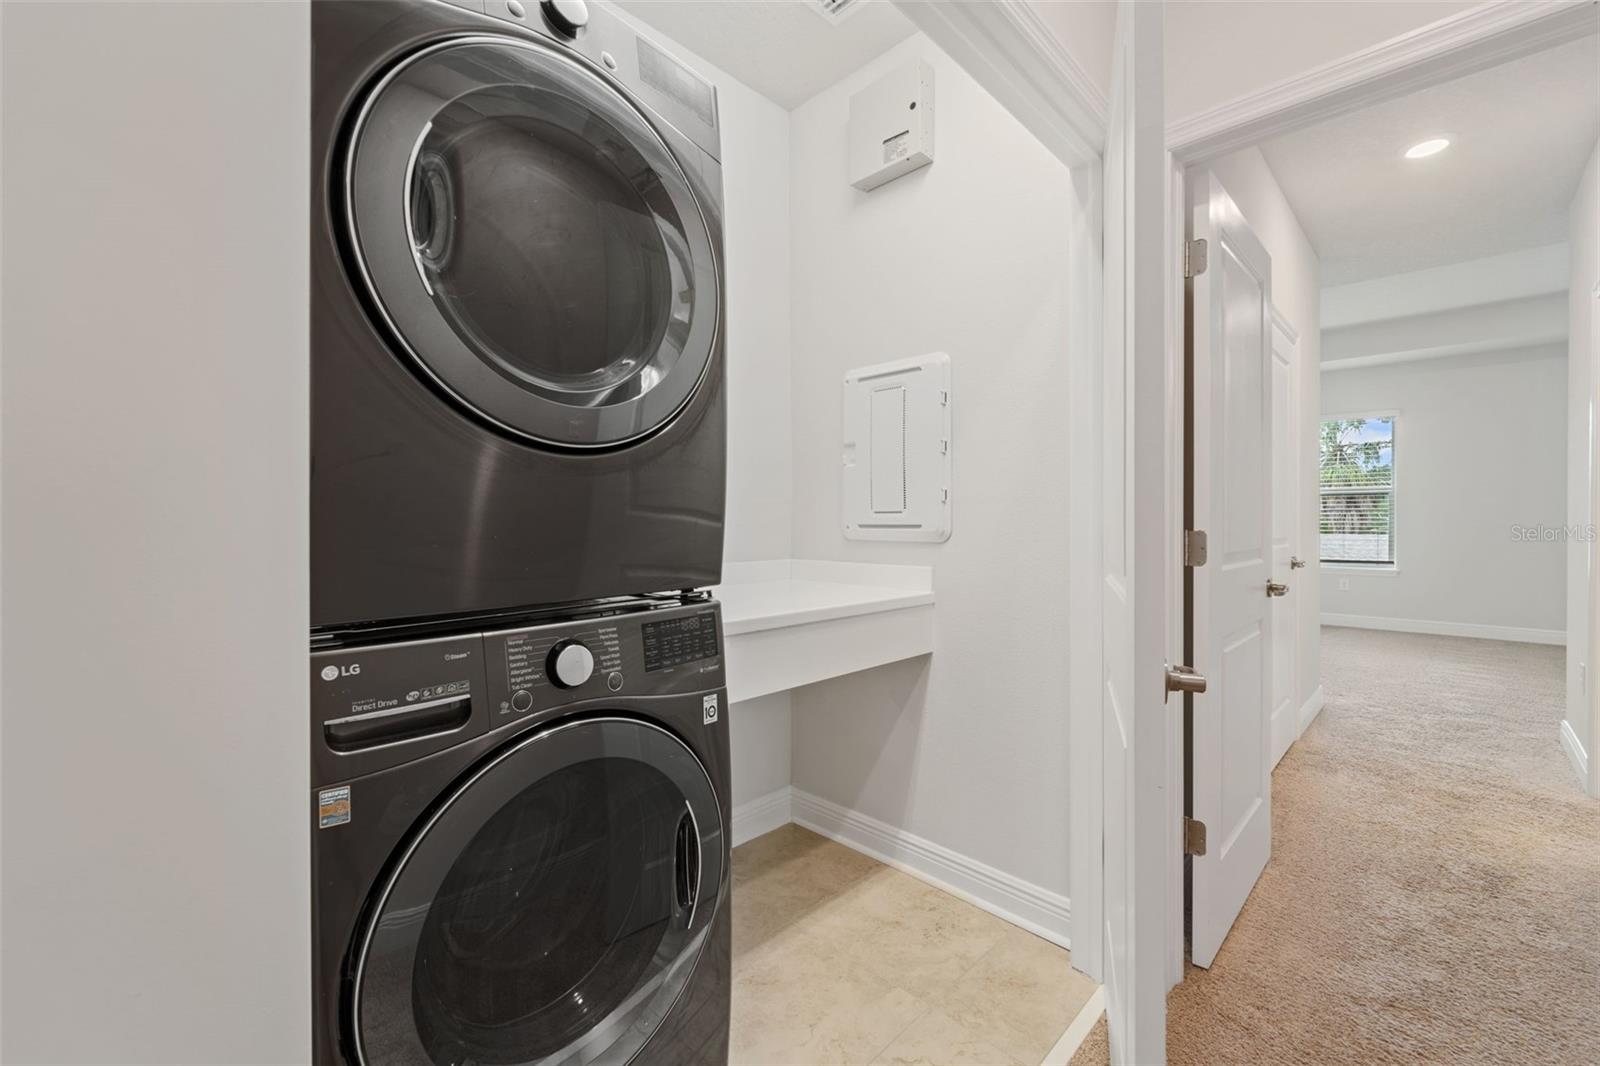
547 640 596 688
642 611 720 672
483 601 722 722
311 600 724 787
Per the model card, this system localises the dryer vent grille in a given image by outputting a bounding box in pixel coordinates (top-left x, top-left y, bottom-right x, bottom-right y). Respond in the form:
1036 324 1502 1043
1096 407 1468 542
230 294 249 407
808 0 866 26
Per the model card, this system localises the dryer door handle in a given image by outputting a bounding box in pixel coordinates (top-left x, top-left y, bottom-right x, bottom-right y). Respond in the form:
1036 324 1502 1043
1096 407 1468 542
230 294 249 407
674 804 701 929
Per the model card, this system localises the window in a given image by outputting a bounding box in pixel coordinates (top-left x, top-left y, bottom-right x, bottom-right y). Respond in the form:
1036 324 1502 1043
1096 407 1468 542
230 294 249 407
1320 416 1395 566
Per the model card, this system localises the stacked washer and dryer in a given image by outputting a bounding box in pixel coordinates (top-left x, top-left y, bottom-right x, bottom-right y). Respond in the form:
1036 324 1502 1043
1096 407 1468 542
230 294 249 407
309 1 731 1062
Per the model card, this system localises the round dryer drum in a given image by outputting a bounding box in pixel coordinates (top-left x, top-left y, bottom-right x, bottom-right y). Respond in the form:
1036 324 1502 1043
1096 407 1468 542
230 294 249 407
345 36 720 449
350 717 725 1065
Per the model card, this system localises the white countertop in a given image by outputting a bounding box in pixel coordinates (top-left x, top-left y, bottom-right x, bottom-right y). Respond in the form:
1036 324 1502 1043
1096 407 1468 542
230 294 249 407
714 560 935 636
710 560 936 704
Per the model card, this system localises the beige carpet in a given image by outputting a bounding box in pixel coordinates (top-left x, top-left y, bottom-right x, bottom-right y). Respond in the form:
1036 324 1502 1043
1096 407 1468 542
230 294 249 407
1073 626 1600 1065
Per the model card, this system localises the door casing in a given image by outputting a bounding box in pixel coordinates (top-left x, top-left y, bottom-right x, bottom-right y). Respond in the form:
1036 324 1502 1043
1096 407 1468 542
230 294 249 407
1269 310 1300 768
892 0 1600 1052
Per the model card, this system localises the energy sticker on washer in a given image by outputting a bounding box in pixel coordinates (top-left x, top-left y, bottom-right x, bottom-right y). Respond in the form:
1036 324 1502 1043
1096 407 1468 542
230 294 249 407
703 694 719 725
318 786 351 829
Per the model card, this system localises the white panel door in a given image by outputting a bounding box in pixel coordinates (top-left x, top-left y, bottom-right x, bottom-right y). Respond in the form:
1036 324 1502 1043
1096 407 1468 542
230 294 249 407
1101 2 1171 1061
1188 170 1273 970
1269 319 1298 767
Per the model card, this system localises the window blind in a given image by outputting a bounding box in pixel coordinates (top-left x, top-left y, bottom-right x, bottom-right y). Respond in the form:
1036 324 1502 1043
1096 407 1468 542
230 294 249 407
1319 417 1394 565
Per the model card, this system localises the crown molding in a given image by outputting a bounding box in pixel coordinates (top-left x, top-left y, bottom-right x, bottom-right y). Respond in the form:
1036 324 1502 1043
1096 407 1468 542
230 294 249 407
1168 0 1600 163
994 0 1109 131
893 0 1107 168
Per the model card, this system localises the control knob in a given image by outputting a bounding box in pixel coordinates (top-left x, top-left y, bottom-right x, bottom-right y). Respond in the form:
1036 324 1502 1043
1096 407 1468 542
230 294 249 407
547 639 595 689
541 0 589 37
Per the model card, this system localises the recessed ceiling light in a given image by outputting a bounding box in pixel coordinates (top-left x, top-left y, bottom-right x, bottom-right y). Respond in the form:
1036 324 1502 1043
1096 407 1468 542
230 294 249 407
1404 138 1450 160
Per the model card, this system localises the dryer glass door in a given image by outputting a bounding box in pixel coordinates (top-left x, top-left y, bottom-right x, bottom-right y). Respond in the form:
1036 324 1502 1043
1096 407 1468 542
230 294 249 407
345 37 719 449
351 717 725 1065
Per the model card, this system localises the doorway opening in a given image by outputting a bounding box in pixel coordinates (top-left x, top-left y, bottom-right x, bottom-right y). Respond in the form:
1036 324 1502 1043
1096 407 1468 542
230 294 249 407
1148 24 1600 1066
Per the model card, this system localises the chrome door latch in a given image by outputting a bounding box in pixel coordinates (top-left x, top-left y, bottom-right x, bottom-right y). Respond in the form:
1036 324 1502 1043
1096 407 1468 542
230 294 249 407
1165 662 1207 702
1266 580 1289 597
1289 556 1307 569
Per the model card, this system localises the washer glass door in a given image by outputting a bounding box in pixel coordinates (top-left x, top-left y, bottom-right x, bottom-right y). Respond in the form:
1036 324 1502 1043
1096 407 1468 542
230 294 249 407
352 718 725 1065
345 37 718 448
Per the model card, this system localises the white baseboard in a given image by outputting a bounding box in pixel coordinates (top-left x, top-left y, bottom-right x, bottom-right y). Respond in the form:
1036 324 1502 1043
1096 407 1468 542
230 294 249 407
1560 719 1590 792
1270 698 1296 768
1321 613 1565 646
789 788 1072 949
1297 685 1325 736
731 786 793 848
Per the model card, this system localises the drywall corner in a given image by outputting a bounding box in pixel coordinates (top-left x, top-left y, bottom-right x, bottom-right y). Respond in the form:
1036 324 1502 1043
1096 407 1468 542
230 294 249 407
1569 133 1600 793
785 31 1074 900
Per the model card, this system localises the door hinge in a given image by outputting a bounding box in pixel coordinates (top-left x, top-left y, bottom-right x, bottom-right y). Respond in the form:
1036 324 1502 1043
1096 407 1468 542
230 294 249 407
1184 238 1208 279
1184 529 1208 567
1184 817 1208 856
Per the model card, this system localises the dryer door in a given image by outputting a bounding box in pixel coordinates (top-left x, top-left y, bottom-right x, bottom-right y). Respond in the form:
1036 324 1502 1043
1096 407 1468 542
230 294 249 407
345 36 719 449
350 717 725 1066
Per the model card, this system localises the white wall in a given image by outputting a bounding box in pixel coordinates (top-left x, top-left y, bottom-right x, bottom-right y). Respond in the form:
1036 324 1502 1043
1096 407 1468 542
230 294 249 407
0 3 310 1061
715 65 797 808
708 63 793 566
1321 347 1569 639
1205 147 1324 718
786 34 1076 900
1568 136 1600 787
605 1 798 809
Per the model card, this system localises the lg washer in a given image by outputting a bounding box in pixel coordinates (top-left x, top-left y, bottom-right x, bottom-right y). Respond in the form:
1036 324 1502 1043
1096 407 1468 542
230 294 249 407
311 0 727 631
311 598 731 1065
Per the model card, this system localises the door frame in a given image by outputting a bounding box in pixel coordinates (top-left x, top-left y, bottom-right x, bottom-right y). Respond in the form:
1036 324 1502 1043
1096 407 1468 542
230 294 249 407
1164 0 1599 979
893 0 1149 988
898 0 1600 1012
1268 305 1301 769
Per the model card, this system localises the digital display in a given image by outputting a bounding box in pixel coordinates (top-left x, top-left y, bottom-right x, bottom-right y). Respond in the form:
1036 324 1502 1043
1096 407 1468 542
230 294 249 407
642 612 719 673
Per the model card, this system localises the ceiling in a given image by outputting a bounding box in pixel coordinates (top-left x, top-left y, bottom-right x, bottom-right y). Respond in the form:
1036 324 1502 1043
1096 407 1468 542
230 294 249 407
612 0 917 110
1256 34 1600 285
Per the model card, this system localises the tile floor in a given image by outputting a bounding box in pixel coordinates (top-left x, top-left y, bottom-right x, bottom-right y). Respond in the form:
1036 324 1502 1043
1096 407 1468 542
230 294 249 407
730 824 1097 1065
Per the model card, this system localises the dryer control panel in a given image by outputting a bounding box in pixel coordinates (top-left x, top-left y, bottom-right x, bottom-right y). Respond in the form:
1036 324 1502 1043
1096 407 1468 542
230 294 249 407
311 599 724 786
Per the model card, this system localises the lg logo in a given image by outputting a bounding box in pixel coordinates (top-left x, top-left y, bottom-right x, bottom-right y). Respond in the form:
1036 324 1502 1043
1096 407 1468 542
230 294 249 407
320 664 360 682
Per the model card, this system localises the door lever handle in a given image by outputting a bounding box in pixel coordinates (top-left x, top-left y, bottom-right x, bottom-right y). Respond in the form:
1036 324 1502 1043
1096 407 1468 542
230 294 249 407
1165 663 1207 702
1289 556 1307 569
1266 580 1289 597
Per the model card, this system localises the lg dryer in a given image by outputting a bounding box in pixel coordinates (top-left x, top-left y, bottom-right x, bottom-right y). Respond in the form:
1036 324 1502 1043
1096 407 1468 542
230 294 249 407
312 0 726 631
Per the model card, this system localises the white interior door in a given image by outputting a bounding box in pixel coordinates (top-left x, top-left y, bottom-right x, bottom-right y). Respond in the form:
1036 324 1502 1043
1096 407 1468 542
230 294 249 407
1188 169 1273 969
1269 317 1298 766
1100 2 1171 1061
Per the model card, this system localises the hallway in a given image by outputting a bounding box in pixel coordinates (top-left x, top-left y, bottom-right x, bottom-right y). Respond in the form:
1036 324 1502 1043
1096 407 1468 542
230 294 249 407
1076 625 1600 1065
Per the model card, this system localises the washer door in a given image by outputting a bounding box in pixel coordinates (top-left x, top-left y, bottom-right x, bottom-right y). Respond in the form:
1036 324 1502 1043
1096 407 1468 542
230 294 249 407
345 37 718 449
351 718 725 1065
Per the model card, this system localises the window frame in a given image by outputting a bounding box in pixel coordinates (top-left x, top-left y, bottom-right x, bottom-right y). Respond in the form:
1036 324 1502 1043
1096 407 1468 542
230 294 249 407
1319 410 1399 571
